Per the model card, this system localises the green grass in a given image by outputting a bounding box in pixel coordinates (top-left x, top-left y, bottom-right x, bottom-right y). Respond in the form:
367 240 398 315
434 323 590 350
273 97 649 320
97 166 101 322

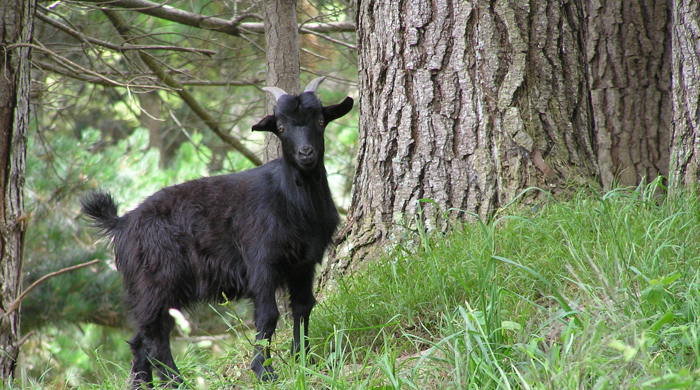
12 183 700 389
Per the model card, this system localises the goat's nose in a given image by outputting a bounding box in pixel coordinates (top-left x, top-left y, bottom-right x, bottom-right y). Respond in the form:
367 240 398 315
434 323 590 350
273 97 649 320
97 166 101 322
298 145 314 157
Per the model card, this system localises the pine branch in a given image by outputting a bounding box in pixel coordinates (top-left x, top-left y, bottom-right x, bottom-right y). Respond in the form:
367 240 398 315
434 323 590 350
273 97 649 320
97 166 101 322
79 0 355 36
103 9 263 166
8 42 167 90
1 260 101 318
34 59 262 87
239 21 356 34
299 27 357 50
180 79 263 86
37 10 217 56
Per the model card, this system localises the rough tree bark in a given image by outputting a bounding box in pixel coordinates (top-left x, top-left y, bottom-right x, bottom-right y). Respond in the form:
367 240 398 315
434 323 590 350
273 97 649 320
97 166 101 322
0 0 36 381
584 1 671 188
321 0 598 286
262 0 301 161
669 0 700 186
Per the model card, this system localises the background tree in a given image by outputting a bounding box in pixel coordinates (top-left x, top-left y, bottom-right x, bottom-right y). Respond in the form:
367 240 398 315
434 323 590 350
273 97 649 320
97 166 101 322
0 0 37 380
670 0 700 186
323 0 598 283
263 0 301 160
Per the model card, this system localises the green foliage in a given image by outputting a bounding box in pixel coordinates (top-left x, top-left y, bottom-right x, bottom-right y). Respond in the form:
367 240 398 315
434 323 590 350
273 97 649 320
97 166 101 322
21 248 123 332
17 324 132 388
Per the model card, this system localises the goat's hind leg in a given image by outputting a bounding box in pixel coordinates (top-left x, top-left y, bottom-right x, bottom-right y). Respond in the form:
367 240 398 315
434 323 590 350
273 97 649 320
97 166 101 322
150 313 183 387
128 333 153 389
129 307 183 388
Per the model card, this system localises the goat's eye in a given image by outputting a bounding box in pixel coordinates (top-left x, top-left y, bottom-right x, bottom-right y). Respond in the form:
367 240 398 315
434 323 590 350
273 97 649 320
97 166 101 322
277 125 285 134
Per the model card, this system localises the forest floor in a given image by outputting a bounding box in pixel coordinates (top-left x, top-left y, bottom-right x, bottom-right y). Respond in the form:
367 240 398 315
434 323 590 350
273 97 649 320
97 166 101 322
13 183 700 389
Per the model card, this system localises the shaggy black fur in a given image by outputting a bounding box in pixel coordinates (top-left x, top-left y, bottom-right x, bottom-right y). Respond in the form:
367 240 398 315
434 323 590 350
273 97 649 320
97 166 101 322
82 91 353 388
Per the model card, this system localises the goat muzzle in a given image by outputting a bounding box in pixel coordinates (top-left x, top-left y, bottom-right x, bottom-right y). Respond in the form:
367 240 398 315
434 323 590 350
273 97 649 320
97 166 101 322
297 146 317 169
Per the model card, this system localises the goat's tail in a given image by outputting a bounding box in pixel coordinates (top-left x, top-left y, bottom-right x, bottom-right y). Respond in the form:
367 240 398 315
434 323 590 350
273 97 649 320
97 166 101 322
81 191 122 236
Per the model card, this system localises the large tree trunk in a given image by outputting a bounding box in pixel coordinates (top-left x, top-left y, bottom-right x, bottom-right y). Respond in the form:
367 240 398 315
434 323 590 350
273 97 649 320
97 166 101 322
0 0 36 381
584 1 671 188
669 0 700 186
321 0 598 285
262 0 301 161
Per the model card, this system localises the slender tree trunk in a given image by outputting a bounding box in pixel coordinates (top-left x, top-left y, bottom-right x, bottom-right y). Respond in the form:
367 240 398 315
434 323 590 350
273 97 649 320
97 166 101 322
669 0 700 186
262 0 301 161
139 91 166 165
584 1 671 188
138 91 183 168
321 0 597 285
0 0 36 381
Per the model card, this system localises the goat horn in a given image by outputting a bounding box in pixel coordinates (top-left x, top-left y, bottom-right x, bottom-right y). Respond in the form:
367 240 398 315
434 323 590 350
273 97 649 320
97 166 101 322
303 76 326 94
261 86 289 102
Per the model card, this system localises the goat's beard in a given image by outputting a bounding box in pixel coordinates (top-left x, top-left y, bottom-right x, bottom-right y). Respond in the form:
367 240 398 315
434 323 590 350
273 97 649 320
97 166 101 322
296 158 318 172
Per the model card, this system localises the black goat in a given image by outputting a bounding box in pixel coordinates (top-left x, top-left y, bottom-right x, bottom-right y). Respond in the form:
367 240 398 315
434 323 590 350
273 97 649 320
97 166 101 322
81 77 353 387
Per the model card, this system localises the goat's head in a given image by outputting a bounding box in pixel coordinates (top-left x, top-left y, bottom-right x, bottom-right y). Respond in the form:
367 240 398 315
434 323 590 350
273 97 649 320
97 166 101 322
253 77 354 172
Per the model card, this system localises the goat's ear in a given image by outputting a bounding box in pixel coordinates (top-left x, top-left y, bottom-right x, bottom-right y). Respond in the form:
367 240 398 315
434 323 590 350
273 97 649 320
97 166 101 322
251 115 277 132
323 97 354 123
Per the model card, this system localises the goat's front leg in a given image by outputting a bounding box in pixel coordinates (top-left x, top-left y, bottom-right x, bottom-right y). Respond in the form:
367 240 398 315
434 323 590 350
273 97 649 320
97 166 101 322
288 265 316 358
251 289 279 381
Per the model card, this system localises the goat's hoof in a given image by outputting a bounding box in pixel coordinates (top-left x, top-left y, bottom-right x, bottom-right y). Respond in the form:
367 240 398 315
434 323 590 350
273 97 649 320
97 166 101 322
251 359 278 382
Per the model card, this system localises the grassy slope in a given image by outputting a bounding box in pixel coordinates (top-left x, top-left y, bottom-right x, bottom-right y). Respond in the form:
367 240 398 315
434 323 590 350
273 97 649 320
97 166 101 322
309 185 700 389
13 184 700 389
